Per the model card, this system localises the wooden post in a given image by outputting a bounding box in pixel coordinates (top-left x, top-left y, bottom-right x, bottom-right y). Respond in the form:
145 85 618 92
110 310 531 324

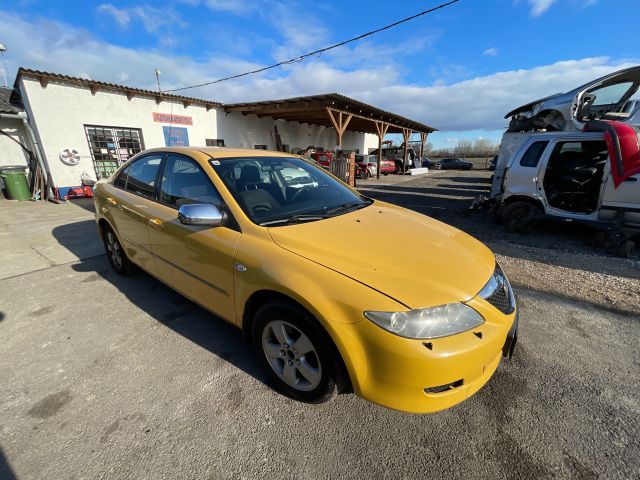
374 121 390 179
327 108 352 151
420 132 429 163
402 128 413 174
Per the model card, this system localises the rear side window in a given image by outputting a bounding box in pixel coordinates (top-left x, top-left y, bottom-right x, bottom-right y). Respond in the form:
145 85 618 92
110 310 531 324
124 155 162 199
520 141 549 167
158 155 222 208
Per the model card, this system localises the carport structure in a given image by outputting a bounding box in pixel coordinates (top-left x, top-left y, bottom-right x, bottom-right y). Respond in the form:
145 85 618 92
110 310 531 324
223 93 437 178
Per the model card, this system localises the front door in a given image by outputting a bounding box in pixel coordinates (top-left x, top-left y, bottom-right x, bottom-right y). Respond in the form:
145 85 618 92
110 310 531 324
146 153 241 323
109 153 163 273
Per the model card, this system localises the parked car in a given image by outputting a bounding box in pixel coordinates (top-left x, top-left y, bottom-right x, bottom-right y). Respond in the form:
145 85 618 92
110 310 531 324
505 65 640 133
311 150 334 170
437 157 473 170
422 157 438 168
356 154 394 176
368 146 416 173
355 155 376 179
94 147 518 414
488 126 639 256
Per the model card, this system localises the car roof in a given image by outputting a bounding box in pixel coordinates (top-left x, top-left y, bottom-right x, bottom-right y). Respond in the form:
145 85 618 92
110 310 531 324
139 146 300 159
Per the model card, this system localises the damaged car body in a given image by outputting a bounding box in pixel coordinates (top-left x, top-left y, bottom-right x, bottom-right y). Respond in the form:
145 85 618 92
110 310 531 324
486 67 640 257
505 65 640 133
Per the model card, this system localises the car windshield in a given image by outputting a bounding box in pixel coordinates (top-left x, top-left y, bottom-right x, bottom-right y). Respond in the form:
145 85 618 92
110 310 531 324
210 156 371 226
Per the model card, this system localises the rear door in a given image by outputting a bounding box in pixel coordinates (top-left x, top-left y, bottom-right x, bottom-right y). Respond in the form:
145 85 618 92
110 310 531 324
601 171 640 210
146 153 241 322
109 153 163 273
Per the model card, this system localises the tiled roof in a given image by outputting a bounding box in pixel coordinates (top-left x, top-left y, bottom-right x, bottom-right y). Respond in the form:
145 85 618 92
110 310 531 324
15 68 222 109
0 87 23 114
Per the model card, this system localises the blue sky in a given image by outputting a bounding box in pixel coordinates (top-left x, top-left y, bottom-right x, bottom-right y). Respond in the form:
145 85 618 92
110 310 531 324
1 0 638 148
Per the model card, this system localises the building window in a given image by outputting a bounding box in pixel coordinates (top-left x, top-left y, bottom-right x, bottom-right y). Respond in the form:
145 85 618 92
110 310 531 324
206 139 225 147
85 125 145 179
254 144 267 150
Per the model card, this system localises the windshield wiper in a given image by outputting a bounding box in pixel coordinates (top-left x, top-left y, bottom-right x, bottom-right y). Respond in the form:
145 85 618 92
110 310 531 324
259 215 324 226
323 200 371 217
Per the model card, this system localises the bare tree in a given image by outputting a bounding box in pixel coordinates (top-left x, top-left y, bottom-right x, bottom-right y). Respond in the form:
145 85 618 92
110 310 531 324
453 140 473 157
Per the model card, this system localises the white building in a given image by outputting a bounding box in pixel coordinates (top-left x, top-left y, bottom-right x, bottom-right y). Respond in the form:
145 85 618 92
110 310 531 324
1 68 435 198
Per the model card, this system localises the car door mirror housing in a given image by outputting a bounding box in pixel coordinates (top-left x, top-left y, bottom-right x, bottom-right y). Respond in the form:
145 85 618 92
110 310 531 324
178 204 227 226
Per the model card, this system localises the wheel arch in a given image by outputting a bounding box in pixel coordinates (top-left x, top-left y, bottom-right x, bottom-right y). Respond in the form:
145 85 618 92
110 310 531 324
242 289 353 393
503 195 544 210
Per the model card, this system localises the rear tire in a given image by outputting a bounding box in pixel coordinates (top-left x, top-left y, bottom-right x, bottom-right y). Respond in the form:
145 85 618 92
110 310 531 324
253 302 340 404
103 224 135 275
501 201 539 234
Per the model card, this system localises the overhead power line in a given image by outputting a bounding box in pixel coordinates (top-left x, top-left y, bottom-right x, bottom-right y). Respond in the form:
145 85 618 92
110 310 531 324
164 0 461 93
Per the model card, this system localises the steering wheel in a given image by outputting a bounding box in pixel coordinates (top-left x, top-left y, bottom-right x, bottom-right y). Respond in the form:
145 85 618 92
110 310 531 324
290 186 313 203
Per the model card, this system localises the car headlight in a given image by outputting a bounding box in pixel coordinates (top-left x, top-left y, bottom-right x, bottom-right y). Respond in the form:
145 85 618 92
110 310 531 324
364 303 484 339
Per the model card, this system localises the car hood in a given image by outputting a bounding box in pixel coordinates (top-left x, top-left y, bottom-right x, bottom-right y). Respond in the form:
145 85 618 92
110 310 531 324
268 201 495 309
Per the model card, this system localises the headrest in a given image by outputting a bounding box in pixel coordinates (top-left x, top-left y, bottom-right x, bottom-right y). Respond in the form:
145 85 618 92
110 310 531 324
239 165 261 183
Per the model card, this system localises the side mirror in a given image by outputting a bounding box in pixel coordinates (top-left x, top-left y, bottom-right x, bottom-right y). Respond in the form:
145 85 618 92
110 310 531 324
178 204 227 227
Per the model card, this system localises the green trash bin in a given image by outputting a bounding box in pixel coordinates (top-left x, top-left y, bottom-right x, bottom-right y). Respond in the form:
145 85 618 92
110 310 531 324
0 165 31 201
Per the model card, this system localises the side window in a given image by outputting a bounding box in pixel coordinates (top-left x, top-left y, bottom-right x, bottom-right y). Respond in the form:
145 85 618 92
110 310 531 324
125 155 162 199
520 141 549 167
114 165 130 189
548 140 608 165
159 155 222 208
588 82 633 106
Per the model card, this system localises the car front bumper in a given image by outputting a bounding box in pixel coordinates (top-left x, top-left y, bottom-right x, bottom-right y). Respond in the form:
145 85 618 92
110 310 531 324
329 300 518 414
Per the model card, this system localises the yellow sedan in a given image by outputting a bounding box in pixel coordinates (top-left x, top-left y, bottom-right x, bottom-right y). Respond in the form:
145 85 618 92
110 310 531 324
94 147 518 413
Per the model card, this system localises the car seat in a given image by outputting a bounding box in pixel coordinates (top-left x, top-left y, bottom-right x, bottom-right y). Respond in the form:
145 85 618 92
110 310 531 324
238 189 281 217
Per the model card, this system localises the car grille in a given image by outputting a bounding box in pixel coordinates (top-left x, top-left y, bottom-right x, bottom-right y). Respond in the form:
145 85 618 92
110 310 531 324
486 285 512 313
478 265 515 314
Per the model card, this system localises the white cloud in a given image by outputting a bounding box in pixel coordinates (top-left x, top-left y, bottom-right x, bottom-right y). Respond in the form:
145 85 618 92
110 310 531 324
97 3 185 33
97 4 130 28
1 12 636 133
528 0 556 16
482 47 499 57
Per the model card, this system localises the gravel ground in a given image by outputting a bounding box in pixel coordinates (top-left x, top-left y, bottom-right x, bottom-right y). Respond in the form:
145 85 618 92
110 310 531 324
0 183 638 479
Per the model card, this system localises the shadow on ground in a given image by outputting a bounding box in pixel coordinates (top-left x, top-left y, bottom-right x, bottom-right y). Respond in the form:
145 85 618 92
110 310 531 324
0 447 17 480
51 221 267 389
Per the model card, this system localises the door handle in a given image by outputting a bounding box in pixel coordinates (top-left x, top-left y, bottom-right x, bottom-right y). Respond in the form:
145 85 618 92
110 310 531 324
148 218 163 229
106 197 117 205
623 177 637 182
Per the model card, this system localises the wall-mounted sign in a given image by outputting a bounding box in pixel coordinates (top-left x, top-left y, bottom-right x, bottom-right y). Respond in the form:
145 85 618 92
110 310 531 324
163 126 190 147
153 112 193 125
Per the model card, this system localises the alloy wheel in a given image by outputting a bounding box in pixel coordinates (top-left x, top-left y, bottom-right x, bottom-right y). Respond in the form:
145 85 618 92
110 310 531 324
261 320 322 392
105 231 123 270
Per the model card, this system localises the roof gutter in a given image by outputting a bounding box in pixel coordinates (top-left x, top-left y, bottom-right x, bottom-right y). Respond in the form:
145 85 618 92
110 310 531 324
0 111 54 199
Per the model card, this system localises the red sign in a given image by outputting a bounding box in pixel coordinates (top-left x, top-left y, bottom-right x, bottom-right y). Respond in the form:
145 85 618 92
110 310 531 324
152 112 193 125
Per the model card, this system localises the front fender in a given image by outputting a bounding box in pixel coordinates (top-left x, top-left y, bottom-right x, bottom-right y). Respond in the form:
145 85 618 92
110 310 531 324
233 231 406 394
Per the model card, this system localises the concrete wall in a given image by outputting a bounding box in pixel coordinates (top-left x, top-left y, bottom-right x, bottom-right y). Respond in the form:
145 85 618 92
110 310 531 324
20 78 217 189
0 117 30 168
217 111 371 153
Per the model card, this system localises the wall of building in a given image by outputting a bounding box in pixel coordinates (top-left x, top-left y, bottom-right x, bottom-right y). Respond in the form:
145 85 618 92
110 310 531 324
19 78 217 190
18 76 389 195
218 111 370 153
0 117 31 169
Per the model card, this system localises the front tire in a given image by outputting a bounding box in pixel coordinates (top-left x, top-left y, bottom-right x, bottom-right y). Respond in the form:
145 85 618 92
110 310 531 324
254 302 339 403
501 201 539 234
103 224 135 275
